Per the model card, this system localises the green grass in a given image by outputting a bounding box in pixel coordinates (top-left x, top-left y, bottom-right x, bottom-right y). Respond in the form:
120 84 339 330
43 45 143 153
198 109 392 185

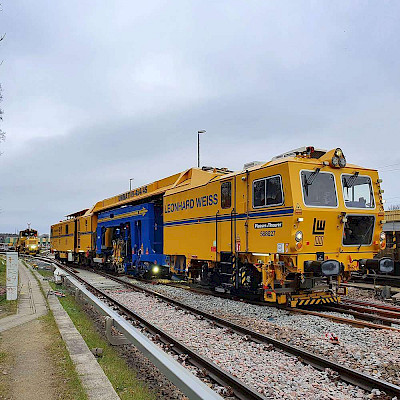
35 268 54 279
0 257 17 318
54 284 156 400
40 312 88 400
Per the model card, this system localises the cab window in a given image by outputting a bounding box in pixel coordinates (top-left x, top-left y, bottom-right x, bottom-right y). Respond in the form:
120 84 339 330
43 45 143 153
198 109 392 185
342 174 374 209
221 181 232 209
301 170 337 207
253 175 283 208
66 224 69 234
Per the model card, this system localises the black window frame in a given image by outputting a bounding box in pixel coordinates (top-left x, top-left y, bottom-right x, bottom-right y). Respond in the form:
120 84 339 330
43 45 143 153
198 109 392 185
221 181 232 209
301 170 338 208
341 173 375 210
342 215 375 247
252 174 284 209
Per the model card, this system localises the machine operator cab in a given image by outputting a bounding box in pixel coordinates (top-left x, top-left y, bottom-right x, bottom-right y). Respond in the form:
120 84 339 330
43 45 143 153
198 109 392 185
258 146 393 305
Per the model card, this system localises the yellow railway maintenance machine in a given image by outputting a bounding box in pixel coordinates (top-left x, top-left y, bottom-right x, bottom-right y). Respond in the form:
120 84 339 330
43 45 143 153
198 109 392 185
51 146 393 307
163 147 393 307
16 227 40 255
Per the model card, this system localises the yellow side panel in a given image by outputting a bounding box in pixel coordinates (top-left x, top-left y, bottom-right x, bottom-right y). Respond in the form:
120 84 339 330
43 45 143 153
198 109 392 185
50 220 75 252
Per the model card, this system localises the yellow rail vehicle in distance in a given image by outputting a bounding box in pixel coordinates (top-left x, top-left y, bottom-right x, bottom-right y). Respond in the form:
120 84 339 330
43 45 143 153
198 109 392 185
164 147 392 307
16 228 40 255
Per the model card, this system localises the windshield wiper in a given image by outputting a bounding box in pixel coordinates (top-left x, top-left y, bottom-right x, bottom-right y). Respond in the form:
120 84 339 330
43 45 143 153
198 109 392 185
303 168 320 196
344 172 359 189
358 219 374 250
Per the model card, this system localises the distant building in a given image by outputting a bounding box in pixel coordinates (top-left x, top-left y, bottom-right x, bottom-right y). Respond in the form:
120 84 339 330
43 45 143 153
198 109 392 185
39 234 50 249
384 210 400 232
0 233 18 250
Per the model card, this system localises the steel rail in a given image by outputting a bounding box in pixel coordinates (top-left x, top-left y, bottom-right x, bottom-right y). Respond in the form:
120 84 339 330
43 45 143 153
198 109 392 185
342 298 400 313
327 303 400 321
288 307 400 331
93 270 400 397
45 259 265 400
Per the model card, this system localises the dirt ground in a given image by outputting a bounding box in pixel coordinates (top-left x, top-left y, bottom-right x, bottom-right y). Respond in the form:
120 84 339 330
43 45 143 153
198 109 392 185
0 318 58 400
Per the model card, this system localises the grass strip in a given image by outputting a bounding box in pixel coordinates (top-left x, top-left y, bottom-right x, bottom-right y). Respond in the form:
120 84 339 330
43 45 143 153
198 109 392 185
39 311 88 400
52 282 156 400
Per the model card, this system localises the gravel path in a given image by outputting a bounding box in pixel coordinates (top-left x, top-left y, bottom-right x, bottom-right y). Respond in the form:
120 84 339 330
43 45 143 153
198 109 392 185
105 289 377 399
129 282 400 388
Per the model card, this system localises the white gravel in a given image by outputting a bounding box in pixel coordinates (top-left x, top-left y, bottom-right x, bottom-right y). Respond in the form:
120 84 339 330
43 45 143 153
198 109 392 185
105 289 380 399
129 281 400 388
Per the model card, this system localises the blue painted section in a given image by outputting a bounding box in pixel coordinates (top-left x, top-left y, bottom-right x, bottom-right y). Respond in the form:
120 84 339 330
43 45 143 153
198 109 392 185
96 203 166 274
164 207 294 227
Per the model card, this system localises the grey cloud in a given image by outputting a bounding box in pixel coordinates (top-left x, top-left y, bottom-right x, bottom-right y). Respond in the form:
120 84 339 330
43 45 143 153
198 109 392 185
1 1 400 232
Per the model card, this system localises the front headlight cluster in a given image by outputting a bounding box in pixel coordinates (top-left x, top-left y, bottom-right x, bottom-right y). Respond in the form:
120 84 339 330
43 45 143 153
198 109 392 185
331 148 346 168
295 231 303 242
295 230 303 250
379 231 386 249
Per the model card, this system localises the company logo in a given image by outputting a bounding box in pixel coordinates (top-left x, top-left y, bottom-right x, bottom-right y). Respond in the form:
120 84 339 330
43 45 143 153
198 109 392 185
312 218 326 235
254 222 282 229
314 235 324 246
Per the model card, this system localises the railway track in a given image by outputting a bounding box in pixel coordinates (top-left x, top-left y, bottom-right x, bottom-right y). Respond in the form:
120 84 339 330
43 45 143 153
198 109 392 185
350 274 400 288
32 256 400 397
343 298 400 313
121 276 400 331
27 255 400 330
325 302 400 325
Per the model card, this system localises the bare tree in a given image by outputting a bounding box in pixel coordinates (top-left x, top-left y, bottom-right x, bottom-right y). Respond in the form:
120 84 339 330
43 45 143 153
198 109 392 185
387 204 400 211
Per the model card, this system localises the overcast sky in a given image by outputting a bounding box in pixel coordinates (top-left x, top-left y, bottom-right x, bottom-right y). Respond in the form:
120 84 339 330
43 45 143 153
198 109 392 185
0 1 399 234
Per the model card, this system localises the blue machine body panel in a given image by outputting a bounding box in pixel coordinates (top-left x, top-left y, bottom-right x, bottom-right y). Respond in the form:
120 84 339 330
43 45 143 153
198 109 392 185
96 202 165 274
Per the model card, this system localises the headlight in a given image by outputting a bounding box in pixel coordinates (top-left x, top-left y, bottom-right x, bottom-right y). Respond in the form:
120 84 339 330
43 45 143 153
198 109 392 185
152 266 160 274
380 232 386 242
295 231 303 242
332 148 346 168
379 258 394 273
321 260 341 276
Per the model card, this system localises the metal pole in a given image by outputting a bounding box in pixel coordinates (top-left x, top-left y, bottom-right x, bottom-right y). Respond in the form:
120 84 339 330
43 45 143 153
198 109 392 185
130 178 134 191
197 133 200 168
197 130 206 168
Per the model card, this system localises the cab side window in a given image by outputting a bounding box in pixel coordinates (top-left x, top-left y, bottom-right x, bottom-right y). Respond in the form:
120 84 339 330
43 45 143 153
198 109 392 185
253 175 283 208
221 181 232 209
66 224 69 234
